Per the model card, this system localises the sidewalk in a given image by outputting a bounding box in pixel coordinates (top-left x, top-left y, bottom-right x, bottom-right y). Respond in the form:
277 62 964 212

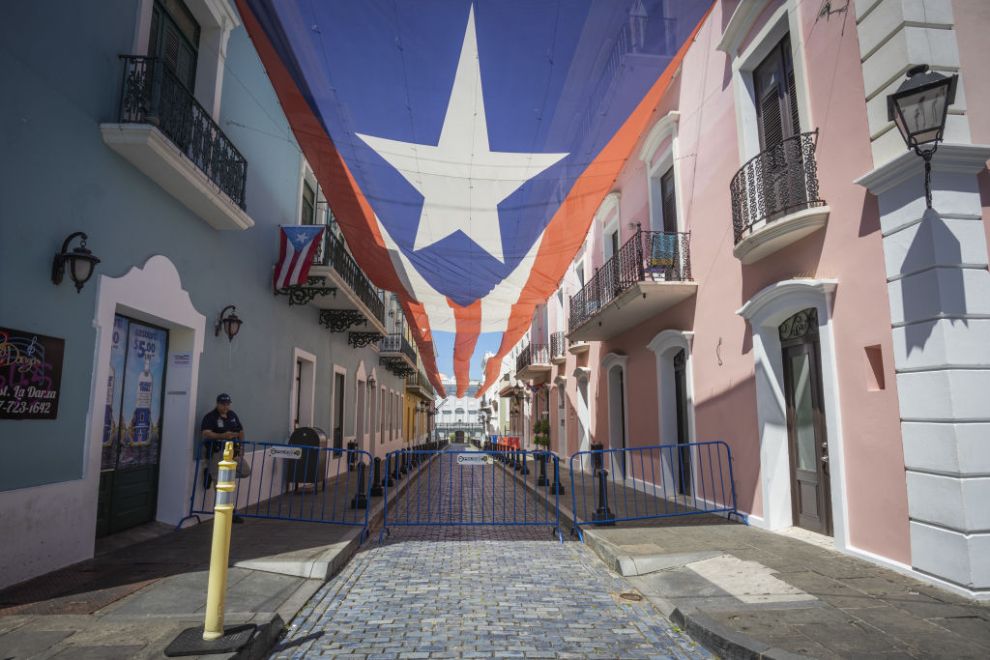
505 456 990 659
0 457 433 660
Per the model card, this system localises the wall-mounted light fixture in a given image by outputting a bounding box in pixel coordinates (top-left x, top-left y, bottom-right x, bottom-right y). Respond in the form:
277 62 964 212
214 305 243 341
52 232 101 293
368 375 377 388
887 64 958 208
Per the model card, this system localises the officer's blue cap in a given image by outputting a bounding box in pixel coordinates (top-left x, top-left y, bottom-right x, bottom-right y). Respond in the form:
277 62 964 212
217 393 232 403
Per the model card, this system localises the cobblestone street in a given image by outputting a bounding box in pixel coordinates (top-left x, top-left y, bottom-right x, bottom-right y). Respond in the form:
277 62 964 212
271 447 709 659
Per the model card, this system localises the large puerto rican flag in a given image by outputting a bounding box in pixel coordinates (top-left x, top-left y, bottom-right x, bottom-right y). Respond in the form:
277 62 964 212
238 0 712 396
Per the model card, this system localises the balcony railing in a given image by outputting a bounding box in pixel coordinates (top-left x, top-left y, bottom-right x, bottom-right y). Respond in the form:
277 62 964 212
380 332 416 365
117 56 247 208
314 228 385 324
730 131 825 243
516 343 549 373
569 229 691 333
406 370 436 398
550 331 566 360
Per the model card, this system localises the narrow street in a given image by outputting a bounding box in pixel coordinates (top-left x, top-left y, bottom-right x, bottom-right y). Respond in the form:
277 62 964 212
271 446 709 659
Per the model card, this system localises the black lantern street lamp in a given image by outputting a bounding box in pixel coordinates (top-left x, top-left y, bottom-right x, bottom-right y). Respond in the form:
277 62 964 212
52 232 101 292
214 305 243 341
887 64 958 208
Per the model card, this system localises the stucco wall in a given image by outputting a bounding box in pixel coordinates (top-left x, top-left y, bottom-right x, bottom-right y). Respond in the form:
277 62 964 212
0 1 406 588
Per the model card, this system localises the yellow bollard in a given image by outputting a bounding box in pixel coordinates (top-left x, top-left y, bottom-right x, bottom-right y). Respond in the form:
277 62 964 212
203 441 236 641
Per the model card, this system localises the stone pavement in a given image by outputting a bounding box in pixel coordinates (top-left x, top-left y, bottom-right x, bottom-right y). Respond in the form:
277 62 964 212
506 455 990 659
272 445 709 659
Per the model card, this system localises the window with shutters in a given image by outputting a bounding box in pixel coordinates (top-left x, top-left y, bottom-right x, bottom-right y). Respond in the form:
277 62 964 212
148 0 200 91
753 35 800 152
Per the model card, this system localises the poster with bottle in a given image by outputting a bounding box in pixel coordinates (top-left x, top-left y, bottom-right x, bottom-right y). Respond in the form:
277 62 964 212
100 315 129 470
117 321 168 468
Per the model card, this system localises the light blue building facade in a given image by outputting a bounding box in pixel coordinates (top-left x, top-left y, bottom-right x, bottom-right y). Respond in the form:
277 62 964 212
0 0 417 588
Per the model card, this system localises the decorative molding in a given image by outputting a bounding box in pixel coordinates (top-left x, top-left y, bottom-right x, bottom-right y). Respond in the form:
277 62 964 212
601 352 629 372
319 309 367 332
647 329 694 356
855 144 990 196
717 0 771 55
737 279 838 322
572 366 591 381
593 192 621 227
274 277 336 306
639 111 681 163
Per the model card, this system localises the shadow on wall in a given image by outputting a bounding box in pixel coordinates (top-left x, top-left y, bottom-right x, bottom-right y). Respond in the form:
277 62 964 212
692 372 760 516
901 208 964 354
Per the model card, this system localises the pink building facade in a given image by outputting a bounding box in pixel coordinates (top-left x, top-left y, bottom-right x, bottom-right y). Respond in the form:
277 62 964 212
494 0 990 600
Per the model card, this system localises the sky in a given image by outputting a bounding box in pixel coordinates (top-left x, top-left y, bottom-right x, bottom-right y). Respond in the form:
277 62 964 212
432 331 503 383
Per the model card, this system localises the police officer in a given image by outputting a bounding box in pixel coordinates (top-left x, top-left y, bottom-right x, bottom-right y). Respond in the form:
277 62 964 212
201 393 250 522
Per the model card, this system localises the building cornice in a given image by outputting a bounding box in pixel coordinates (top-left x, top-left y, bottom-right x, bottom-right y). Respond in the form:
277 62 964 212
717 0 771 55
855 144 990 197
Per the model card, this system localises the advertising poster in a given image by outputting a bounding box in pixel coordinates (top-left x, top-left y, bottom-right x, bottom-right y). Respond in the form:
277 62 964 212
101 316 129 470
0 327 64 420
117 321 168 469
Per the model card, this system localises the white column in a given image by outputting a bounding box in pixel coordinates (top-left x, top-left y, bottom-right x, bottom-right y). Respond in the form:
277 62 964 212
856 0 990 599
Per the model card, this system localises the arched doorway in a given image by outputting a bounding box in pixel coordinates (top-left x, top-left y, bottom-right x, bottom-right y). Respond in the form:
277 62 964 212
602 353 629 478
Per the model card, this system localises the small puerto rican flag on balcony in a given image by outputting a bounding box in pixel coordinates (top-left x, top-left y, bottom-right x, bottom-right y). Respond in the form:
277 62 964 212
273 225 325 290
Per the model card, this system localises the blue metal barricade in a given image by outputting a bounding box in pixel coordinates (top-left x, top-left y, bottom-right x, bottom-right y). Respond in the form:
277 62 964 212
181 439 374 541
568 441 737 540
381 449 562 541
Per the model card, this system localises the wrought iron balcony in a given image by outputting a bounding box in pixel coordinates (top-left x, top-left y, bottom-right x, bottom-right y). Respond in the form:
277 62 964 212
116 56 247 208
730 131 825 244
550 331 566 362
516 342 550 383
406 370 436 398
380 332 417 368
569 229 692 335
315 228 385 325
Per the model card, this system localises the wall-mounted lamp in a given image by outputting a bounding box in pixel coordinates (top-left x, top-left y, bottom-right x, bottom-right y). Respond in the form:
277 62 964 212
52 232 101 293
368 375 377 388
214 305 243 341
887 64 958 208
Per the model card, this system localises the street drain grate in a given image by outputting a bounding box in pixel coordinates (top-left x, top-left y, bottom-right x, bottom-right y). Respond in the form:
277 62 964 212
619 592 643 602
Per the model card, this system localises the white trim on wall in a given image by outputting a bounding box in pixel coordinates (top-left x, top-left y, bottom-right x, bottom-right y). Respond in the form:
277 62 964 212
639 111 684 234
737 279 850 552
290 348 316 432
725 0 814 165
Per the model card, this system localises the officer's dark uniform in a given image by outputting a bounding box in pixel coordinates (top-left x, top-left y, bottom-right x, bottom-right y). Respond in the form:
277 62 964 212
200 406 250 486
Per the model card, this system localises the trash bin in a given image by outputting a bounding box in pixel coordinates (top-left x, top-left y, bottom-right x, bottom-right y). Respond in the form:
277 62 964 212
287 427 328 491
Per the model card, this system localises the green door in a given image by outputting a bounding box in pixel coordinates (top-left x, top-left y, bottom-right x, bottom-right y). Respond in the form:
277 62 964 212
96 315 169 537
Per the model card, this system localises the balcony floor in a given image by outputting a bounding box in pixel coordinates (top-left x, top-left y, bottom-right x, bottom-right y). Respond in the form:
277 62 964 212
568 281 697 342
309 265 387 334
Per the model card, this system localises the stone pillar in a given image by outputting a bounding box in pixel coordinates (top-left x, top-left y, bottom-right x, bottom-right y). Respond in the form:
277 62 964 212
855 0 990 596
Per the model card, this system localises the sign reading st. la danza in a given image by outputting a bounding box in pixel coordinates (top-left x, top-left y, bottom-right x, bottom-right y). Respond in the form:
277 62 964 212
0 327 64 420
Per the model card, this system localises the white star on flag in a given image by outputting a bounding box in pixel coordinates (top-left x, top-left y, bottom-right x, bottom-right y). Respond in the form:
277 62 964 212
357 6 567 264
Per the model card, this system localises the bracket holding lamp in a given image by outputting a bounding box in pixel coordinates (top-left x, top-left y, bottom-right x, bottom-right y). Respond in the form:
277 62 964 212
52 232 101 292
214 305 243 342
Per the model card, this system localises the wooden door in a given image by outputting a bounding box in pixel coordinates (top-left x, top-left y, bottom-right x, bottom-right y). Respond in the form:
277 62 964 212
780 309 832 535
673 349 691 496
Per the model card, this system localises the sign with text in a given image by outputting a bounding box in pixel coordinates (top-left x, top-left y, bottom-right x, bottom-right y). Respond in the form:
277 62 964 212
0 327 64 420
268 446 303 460
456 453 491 466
